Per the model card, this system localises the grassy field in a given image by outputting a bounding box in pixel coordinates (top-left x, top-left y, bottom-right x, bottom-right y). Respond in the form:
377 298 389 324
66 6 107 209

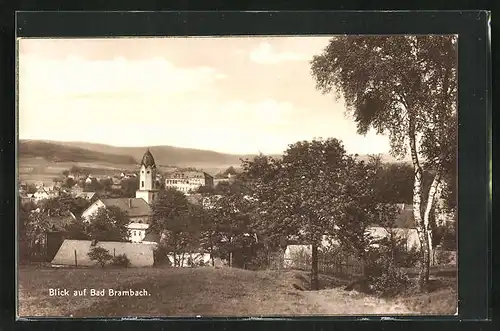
18 266 456 318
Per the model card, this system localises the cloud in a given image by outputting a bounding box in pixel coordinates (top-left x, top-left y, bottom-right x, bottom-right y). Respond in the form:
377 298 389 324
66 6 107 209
222 99 295 126
18 54 226 99
249 42 307 64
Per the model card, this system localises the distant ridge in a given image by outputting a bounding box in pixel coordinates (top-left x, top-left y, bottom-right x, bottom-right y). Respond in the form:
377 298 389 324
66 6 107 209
18 140 410 168
19 140 137 165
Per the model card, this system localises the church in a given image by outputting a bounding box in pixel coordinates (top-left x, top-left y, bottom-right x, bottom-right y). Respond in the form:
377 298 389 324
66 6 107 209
80 149 160 243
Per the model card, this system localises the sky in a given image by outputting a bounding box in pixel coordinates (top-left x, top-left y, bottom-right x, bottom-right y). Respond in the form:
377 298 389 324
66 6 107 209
18 37 391 155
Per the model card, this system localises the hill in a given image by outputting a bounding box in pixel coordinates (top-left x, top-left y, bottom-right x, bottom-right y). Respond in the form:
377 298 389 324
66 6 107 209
18 140 409 172
19 140 137 165
24 140 264 168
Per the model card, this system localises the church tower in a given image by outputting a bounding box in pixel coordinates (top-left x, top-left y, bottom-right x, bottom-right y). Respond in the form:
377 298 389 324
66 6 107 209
135 149 159 205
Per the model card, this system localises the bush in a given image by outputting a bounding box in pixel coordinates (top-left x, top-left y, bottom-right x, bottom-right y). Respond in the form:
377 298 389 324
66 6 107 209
435 249 455 265
153 244 171 266
365 249 411 296
363 233 416 296
111 253 131 267
88 246 113 267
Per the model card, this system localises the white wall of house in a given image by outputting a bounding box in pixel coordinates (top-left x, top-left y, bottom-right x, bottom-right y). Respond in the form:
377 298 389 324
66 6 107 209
367 227 420 250
128 222 149 243
81 200 106 222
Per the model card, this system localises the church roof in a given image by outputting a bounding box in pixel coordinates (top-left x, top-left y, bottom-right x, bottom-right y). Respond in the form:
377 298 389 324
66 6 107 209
140 149 156 168
100 198 152 217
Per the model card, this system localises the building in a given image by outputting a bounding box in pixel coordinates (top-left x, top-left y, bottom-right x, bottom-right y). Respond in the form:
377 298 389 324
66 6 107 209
135 149 160 205
280 204 421 268
79 149 159 243
73 191 97 201
164 171 214 194
368 203 420 250
81 197 152 242
32 185 59 203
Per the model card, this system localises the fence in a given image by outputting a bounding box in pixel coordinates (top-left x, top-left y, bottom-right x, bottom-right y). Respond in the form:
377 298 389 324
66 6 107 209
269 250 364 279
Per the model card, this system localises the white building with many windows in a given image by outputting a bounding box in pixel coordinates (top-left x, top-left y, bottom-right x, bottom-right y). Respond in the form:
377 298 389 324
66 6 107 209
164 171 214 194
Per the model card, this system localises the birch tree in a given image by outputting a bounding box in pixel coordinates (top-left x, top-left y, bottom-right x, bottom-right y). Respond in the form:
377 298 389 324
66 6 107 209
310 35 457 291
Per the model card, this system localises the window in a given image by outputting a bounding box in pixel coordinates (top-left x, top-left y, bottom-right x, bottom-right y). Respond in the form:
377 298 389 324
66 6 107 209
142 171 144 174
141 181 144 187
138 220 142 223
147 171 150 174
133 231 137 236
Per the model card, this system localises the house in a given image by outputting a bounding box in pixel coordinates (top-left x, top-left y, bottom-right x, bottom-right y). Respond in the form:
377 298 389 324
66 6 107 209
80 149 159 243
85 175 95 184
51 240 155 267
73 191 97 201
81 197 152 242
164 171 214 194
32 185 59 203
281 204 421 266
368 203 420 250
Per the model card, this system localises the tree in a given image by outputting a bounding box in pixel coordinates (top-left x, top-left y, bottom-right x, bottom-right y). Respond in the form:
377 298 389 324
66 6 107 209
25 183 38 194
191 201 223 267
149 188 200 266
241 139 350 290
84 178 103 192
88 246 113 267
86 206 130 242
40 193 91 217
333 156 400 272
18 199 40 261
62 177 76 189
62 170 70 177
19 207 51 261
311 35 457 291
120 177 139 198
206 181 259 269
99 178 113 191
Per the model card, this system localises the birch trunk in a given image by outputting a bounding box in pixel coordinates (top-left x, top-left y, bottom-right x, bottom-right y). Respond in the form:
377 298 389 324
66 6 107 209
408 118 430 292
423 172 442 266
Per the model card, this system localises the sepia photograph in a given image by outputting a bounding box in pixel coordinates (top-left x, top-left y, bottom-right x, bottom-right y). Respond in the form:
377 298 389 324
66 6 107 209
17 35 458 317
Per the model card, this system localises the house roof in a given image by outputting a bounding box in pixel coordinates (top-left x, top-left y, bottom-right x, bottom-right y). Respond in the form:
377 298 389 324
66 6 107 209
74 192 96 200
393 204 415 228
169 171 206 179
51 240 155 267
47 211 77 231
372 203 415 229
100 198 152 217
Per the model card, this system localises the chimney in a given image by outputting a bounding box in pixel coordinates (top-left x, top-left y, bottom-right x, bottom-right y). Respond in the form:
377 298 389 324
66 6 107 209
129 198 132 208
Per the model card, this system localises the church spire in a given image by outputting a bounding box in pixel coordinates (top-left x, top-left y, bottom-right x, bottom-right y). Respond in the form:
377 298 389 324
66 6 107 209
140 148 156 168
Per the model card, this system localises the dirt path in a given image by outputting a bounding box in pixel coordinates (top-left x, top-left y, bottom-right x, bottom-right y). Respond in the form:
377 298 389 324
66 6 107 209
299 289 414 315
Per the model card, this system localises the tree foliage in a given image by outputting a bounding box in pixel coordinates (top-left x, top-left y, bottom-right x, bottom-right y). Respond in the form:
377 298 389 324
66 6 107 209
241 139 352 289
88 246 113 267
40 192 91 217
311 35 457 291
86 206 130 242
120 177 139 198
149 188 201 266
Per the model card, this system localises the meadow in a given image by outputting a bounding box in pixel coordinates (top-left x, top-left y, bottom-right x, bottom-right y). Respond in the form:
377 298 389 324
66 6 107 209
18 265 456 318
